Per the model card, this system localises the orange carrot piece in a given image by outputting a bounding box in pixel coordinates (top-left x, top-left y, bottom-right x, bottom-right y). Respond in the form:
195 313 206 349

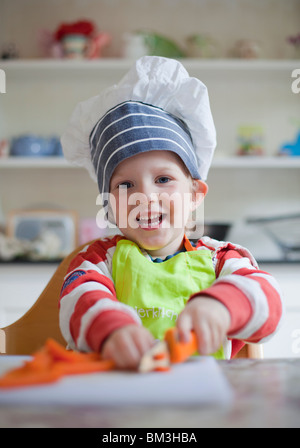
44 338 97 363
53 359 115 376
30 348 53 371
154 366 171 372
0 364 60 388
153 352 167 360
164 327 197 364
0 339 116 389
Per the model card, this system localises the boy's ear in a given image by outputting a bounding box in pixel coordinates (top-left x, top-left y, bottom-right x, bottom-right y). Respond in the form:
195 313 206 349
190 180 208 211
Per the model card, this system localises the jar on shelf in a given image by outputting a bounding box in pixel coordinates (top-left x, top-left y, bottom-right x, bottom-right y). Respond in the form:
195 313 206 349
61 34 88 59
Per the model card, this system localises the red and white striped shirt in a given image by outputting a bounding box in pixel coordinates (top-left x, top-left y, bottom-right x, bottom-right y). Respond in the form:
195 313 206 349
59 235 284 359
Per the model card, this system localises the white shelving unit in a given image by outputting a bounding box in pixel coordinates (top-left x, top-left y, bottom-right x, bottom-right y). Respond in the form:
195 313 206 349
1 57 299 224
1 57 297 71
1 56 299 163
0 157 72 168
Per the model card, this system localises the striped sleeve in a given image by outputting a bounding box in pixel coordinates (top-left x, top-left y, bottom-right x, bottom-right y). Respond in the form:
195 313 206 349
191 237 284 346
59 236 141 352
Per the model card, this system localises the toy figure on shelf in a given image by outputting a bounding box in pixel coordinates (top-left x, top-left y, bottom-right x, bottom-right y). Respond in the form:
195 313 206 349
38 20 111 59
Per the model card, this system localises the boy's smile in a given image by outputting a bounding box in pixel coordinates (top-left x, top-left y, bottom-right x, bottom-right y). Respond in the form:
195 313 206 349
136 212 164 230
109 150 207 258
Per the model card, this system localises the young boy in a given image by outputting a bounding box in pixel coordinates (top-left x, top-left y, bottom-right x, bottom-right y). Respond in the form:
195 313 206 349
60 56 283 369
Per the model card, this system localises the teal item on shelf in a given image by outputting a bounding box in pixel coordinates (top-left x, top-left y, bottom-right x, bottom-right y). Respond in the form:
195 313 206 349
279 131 300 156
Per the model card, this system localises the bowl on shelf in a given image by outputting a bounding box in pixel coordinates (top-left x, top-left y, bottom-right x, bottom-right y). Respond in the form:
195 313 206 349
10 135 62 157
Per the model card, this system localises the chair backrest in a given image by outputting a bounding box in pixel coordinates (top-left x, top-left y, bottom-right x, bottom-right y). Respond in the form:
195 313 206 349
0 240 263 359
0 242 89 355
237 343 263 359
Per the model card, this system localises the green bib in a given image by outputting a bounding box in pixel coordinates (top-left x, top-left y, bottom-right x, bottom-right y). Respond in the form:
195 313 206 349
112 238 225 360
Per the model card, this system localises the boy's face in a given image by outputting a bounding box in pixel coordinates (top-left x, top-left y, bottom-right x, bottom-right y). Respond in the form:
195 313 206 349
109 150 207 257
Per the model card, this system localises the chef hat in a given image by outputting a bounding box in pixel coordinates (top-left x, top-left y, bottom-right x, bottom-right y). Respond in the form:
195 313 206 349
61 56 216 194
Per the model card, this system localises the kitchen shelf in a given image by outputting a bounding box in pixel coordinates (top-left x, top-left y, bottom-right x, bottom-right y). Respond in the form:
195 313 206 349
212 157 300 168
0 157 72 168
1 53 299 232
1 58 298 74
1 156 300 169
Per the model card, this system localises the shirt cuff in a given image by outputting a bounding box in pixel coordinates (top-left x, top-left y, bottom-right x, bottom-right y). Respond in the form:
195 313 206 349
86 310 140 352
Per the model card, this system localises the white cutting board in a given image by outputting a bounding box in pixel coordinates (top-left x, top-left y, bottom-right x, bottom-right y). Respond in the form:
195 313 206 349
0 356 233 406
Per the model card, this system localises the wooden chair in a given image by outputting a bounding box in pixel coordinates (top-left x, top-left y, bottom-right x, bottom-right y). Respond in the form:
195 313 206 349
0 242 89 355
0 241 264 359
237 343 263 359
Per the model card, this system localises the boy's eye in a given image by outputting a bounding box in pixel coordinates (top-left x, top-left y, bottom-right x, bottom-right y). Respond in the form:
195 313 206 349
118 181 133 189
156 176 171 184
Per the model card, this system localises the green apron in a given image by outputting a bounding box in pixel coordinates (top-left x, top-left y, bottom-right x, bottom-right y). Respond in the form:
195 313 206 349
112 237 225 359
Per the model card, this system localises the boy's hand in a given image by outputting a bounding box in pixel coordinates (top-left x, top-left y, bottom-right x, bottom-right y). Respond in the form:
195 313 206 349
101 324 155 370
177 296 231 356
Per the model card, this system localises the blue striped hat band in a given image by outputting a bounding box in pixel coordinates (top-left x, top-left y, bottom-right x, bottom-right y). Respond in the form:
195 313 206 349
89 101 200 195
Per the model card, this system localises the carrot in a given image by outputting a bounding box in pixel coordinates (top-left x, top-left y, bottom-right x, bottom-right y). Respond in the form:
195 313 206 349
0 360 60 388
0 371 60 388
53 359 115 376
29 347 53 370
154 366 171 372
0 329 196 389
0 339 116 389
153 352 168 361
44 338 98 363
164 327 197 364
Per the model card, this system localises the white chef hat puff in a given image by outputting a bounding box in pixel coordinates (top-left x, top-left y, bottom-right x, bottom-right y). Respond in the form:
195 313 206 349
61 55 217 183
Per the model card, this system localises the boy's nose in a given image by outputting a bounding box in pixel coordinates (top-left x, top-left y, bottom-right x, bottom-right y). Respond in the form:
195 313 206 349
138 182 159 203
